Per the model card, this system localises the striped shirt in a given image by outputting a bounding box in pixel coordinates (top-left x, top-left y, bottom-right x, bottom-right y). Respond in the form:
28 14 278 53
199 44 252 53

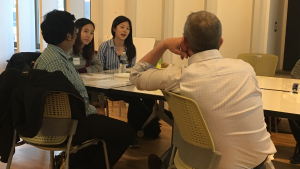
97 38 136 70
34 44 97 116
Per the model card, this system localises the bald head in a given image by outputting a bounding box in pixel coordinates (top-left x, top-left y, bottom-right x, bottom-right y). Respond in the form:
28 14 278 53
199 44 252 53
183 11 222 53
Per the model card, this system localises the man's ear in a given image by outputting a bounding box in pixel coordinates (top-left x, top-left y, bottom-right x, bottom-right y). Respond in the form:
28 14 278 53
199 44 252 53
219 37 224 48
66 33 72 41
113 27 116 32
182 37 189 50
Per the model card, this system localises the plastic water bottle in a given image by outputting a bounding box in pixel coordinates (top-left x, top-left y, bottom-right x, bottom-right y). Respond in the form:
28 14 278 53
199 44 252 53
119 52 128 73
156 59 161 69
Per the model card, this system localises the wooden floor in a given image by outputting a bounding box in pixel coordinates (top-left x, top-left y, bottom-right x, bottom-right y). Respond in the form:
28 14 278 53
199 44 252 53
1 101 300 169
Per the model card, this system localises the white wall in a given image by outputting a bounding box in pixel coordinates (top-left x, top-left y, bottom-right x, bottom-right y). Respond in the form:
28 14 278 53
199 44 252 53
217 0 253 59
135 1 162 40
125 0 137 36
251 0 270 54
0 0 14 72
69 0 85 19
161 0 205 66
105 0 125 36
17 0 36 52
91 0 125 50
91 0 103 49
89 0 287 69
39 0 58 52
279 0 288 70
161 0 175 64
172 0 205 66
266 0 287 70
250 0 287 70
205 0 218 14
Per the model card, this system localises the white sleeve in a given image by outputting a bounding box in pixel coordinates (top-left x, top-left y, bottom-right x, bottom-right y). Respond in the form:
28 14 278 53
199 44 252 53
130 62 181 92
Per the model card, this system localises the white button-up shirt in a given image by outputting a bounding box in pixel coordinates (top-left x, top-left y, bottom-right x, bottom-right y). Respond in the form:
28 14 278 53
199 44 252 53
130 49 276 169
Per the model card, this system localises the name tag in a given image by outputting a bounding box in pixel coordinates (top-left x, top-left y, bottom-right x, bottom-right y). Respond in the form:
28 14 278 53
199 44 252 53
73 58 80 65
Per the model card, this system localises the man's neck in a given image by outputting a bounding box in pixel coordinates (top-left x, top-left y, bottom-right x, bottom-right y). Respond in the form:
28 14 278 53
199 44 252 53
57 43 71 53
188 50 194 57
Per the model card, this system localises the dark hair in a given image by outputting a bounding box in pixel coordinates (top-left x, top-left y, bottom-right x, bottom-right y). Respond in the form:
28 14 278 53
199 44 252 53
73 18 95 61
183 11 222 53
41 10 75 45
111 16 136 64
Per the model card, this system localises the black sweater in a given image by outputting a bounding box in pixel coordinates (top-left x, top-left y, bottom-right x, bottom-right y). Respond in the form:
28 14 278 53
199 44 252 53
0 69 87 163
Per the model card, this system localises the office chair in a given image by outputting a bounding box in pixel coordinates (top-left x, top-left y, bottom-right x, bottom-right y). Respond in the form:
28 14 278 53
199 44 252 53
6 92 110 169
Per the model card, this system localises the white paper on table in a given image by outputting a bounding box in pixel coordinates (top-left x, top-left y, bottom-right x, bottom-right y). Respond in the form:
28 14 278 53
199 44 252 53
80 74 113 80
114 73 130 78
133 87 163 96
85 79 132 89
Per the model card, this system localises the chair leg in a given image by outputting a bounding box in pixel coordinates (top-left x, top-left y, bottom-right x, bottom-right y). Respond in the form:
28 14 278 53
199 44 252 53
119 101 121 117
264 160 275 169
294 143 299 156
274 117 278 133
167 164 176 169
268 116 272 133
101 140 110 169
65 134 75 169
65 152 69 169
168 146 176 166
105 98 109 117
140 103 158 130
137 102 158 137
49 151 54 169
6 130 17 169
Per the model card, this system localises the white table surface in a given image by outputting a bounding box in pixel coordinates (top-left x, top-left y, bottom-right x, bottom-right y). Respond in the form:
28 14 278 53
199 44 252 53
262 89 300 119
102 68 132 74
81 73 300 119
82 72 164 100
80 73 113 81
81 73 132 88
110 82 300 119
113 85 163 97
257 76 300 91
82 73 300 106
82 73 300 92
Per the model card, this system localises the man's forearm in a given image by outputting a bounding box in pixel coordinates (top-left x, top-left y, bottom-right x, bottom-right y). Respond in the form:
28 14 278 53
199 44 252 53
139 40 167 65
139 37 188 65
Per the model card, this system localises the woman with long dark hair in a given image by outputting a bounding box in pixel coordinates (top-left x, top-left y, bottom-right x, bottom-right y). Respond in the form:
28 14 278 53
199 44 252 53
97 16 136 70
97 16 161 147
71 18 102 73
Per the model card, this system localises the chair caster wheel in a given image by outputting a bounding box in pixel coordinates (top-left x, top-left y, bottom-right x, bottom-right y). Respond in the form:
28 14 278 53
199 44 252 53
137 130 144 138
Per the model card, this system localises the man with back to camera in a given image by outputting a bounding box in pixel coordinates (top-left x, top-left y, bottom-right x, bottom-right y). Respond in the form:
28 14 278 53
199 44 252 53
130 11 276 169
34 9 134 168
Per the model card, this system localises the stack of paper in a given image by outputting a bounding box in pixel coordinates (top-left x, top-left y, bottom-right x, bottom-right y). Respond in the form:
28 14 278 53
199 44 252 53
85 79 132 89
80 74 113 80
